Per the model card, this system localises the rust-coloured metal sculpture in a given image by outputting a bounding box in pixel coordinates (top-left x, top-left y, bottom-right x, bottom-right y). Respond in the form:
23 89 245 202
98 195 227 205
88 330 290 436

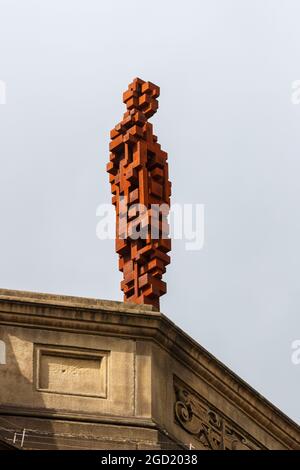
107 78 171 310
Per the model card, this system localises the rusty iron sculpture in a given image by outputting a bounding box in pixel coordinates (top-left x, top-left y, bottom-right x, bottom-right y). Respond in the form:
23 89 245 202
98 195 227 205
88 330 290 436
107 78 171 310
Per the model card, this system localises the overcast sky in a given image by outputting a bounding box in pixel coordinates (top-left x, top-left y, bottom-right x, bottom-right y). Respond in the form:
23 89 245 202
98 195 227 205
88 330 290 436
0 0 299 424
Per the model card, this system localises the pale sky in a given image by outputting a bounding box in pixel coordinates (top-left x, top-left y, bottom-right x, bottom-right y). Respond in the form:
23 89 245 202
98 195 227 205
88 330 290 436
0 0 299 423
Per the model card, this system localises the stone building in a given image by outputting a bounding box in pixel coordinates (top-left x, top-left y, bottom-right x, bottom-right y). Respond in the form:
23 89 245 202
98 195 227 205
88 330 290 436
0 436 17 450
0 288 299 450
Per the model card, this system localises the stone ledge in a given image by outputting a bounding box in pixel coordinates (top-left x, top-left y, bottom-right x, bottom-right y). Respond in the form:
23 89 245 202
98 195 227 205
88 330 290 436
0 288 156 313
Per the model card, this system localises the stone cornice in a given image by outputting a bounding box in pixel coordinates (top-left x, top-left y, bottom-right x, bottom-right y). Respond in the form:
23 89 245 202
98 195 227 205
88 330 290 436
0 288 299 449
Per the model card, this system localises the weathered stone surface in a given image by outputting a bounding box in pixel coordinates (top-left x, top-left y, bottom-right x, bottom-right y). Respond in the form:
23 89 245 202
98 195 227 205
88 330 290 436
0 435 17 450
0 289 299 450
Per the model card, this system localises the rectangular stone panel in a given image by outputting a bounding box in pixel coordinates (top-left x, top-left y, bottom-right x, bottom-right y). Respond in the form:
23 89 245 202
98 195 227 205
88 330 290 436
35 345 109 398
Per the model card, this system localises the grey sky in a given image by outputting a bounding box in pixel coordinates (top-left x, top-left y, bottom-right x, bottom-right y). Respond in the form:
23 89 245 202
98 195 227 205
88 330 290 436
0 0 299 423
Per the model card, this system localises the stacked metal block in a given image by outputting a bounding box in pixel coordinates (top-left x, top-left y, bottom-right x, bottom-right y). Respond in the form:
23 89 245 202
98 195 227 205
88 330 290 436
107 78 171 309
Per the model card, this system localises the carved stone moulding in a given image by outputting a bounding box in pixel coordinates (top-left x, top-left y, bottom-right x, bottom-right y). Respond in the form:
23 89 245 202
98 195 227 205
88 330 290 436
173 376 263 450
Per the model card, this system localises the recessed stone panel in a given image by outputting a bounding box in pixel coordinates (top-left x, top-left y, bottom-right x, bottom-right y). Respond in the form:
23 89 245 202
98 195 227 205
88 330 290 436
36 345 109 398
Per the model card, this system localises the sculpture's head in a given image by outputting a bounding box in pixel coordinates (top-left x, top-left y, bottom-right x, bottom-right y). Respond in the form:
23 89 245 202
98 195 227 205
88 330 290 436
122 77 160 119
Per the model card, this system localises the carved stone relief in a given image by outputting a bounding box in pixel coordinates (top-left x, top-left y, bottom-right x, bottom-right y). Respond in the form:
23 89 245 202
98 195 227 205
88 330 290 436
174 376 262 450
